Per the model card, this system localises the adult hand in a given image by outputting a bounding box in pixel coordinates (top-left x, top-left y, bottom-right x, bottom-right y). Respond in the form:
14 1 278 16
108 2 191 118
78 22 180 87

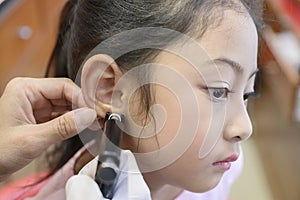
0 78 97 181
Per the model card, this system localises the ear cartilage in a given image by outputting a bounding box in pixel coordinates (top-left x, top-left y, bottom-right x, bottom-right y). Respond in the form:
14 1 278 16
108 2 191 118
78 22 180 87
95 113 123 199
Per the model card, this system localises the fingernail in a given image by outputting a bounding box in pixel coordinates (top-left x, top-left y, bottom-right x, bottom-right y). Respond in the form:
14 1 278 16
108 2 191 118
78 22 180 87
74 108 97 133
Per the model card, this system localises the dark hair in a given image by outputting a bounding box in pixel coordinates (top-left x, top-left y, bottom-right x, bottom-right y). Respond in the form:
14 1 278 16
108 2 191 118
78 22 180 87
46 0 264 176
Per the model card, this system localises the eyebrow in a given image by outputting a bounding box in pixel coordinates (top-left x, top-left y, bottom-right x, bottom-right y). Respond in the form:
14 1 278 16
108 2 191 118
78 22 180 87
212 57 259 79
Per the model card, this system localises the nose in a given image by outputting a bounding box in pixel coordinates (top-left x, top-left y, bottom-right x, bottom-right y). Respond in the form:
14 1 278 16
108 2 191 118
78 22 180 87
223 102 253 143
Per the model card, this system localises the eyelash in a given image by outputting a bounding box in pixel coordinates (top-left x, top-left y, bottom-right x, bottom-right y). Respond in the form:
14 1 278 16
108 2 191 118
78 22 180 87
205 87 233 101
243 92 260 101
203 87 260 102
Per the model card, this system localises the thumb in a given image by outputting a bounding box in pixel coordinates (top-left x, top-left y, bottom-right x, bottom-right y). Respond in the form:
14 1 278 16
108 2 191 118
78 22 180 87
37 108 97 145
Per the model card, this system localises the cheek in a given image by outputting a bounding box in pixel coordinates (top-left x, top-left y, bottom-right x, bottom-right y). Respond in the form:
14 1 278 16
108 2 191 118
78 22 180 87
137 85 182 152
137 86 214 154
130 83 222 176
194 92 214 150
137 88 215 167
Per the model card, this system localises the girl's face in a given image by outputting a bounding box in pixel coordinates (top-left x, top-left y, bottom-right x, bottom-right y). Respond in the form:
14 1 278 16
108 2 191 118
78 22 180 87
129 10 258 192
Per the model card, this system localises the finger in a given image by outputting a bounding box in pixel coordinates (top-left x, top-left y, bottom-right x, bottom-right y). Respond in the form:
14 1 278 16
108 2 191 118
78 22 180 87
33 99 72 110
34 78 79 101
35 108 97 145
34 111 69 124
50 98 72 107
4 78 84 116
22 78 86 109
88 119 102 131
33 105 72 120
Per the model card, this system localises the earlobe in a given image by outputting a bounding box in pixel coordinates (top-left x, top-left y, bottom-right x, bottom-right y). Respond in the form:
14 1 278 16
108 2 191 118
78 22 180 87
81 54 122 118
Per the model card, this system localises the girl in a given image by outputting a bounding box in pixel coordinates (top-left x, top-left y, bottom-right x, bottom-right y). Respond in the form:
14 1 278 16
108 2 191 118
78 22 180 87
10 0 264 199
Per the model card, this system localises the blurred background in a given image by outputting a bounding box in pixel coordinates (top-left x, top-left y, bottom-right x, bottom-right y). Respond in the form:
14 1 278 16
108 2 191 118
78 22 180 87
0 0 299 199
231 0 300 199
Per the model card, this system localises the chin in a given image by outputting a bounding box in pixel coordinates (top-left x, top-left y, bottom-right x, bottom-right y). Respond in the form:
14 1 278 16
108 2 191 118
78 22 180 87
183 174 222 193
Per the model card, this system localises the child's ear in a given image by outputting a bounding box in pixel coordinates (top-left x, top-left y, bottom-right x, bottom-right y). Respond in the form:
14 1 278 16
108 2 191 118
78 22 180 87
81 54 123 118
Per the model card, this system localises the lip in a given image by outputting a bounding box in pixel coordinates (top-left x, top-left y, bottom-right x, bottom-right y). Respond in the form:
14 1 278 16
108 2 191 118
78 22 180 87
212 154 239 171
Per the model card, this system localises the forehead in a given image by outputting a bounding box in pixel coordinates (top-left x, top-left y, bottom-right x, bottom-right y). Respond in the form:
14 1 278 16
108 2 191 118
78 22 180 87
198 10 258 71
199 9 257 46
154 10 257 75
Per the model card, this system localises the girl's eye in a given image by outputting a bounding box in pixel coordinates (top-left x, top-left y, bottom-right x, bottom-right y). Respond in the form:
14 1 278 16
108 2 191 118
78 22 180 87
243 91 260 101
206 87 232 101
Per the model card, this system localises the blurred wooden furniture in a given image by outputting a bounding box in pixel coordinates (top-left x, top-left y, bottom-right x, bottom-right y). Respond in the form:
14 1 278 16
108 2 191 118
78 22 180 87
251 0 300 199
0 0 67 94
0 0 66 187
266 0 300 38
262 0 300 121
260 27 300 121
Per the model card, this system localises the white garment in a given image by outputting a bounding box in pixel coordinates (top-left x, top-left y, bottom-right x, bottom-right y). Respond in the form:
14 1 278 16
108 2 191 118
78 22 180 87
66 150 151 200
28 140 243 200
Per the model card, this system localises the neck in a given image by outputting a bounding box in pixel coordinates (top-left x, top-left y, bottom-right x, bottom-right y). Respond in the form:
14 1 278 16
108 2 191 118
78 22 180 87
143 172 183 200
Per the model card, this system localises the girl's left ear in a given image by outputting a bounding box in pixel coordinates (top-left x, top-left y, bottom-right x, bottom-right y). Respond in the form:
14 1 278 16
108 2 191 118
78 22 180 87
81 54 123 118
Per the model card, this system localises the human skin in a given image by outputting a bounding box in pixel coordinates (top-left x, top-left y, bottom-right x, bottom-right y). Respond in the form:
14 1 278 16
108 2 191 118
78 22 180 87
81 8 258 200
139 10 258 199
0 78 97 181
